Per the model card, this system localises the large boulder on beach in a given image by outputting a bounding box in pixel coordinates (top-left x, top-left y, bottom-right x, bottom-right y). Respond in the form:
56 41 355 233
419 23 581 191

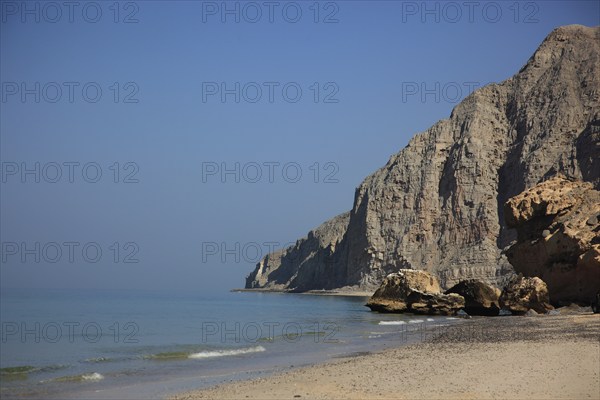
445 279 501 316
504 176 600 305
406 292 466 316
366 269 465 315
499 275 554 314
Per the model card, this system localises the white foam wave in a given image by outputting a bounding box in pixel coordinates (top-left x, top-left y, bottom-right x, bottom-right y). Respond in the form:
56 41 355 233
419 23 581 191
188 345 265 359
82 372 104 381
378 321 406 325
408 319 424 324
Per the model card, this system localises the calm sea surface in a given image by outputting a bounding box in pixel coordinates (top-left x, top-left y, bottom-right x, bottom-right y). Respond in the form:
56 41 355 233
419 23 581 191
0 288 457 399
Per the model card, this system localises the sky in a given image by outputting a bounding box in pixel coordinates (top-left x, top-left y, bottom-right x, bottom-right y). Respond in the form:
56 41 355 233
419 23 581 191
1 0 599 295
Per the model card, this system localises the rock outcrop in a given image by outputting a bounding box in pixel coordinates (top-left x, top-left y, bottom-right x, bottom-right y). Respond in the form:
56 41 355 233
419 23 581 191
499 275 554 314
365 270 465 315
504 176 600 304
245 212 350 291
445 280 501 316
245 25 600 292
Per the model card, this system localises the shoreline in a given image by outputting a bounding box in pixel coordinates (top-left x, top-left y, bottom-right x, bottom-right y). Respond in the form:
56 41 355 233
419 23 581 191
231 288 375 297
170 314 600 400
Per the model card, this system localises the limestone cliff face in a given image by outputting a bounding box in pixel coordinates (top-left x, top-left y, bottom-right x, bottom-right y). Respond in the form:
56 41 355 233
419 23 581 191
246 25 600 291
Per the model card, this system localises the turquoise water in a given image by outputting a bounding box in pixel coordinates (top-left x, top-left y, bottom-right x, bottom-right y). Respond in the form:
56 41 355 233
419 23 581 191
0 288 457 399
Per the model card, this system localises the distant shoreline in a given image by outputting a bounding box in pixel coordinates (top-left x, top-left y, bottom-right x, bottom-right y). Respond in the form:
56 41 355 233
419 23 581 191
171 314 600 400
231 288 374 297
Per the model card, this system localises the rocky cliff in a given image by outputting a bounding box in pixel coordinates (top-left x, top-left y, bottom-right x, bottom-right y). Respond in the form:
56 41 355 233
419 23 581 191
246 25 600 292
246 212 350 291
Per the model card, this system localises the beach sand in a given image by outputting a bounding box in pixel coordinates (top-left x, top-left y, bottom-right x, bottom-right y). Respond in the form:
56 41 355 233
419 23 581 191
171 314 600 400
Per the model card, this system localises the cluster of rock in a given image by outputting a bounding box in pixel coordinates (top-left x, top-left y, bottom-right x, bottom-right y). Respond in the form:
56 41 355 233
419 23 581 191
246 25 600 293
367 175 599 316
366 269 555 316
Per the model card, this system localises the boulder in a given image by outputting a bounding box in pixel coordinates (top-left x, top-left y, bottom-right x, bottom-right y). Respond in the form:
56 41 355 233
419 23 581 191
445 279 501 316
499 275 554 315
504 176 600 305
406 292 465 316
366 269 465 315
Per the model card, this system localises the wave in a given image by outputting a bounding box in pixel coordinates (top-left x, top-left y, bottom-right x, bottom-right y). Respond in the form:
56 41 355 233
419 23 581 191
82 372 104 381
145 351 190 361
143 345 267 361
188 345 266 359
380 318 443 326
1 364 69 379
44 372 104 383
84 357 113 363
1 365 38 375
256 330 324 342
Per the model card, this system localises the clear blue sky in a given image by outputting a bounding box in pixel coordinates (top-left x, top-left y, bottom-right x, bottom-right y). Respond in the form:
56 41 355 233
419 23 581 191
1 1 598 294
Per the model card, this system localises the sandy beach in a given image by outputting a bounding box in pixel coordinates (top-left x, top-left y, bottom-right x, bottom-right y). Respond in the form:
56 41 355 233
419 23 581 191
171 314 600 400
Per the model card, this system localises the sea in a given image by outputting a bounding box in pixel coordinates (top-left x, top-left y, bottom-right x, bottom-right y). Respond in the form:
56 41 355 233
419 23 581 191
0 288 459 399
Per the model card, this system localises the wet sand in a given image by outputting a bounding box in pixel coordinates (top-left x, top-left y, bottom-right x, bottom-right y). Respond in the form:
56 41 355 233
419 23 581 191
171 314 600 400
